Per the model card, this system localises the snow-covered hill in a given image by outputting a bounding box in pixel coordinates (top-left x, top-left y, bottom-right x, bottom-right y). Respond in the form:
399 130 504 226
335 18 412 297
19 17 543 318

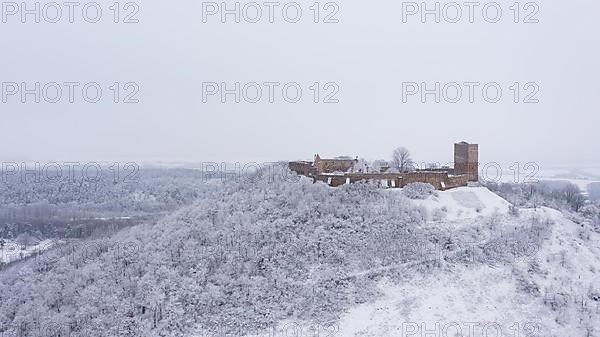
245 186 600 337
330 205 600 336
2 175 598 337
404 186 511 220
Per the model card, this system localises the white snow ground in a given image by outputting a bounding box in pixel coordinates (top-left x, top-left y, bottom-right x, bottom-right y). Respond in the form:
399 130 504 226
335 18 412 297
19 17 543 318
407 186 511 221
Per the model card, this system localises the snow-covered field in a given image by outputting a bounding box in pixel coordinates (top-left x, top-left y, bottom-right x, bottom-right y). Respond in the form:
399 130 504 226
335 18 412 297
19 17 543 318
510 166 600 198
0 239 55 264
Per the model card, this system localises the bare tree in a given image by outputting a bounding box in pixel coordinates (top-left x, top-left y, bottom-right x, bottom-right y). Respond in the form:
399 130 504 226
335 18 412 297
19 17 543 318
391 147 414 173
371 160 390 173
563 184 585 211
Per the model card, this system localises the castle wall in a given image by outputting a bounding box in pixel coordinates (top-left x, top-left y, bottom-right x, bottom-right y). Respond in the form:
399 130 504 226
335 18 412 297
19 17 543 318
291 143 477 190
313 172 469 190
289 161 314 176
445 175 470 189
401 172 449 190
314 158 357 174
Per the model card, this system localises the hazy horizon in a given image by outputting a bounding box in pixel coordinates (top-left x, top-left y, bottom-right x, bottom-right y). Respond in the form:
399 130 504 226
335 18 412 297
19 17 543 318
1 0 598 165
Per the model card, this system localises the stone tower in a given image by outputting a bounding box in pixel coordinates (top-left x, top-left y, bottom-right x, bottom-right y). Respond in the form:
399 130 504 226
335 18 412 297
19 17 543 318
454 142 479 182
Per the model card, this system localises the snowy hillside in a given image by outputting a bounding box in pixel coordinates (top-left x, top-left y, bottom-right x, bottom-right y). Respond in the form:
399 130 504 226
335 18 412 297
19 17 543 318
402 186 511 220
329 205 600 337
240 184 600 337
1 174 599 337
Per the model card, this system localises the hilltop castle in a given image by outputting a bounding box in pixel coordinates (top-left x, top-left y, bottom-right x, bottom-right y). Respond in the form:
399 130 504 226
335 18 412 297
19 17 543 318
289 142 479 190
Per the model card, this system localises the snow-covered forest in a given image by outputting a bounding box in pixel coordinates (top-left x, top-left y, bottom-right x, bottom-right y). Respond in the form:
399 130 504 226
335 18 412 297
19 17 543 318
485 180 600 231
0 168 218 244
2 167 598 336
3 0 598 333
0 168 211 221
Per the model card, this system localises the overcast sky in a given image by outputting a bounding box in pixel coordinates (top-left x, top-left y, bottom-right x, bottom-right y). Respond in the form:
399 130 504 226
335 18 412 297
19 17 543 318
1 0 598 166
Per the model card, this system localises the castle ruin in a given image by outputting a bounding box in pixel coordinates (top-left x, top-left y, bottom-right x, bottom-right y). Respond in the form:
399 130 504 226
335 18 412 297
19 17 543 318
454 142 479 182
289 142 479 190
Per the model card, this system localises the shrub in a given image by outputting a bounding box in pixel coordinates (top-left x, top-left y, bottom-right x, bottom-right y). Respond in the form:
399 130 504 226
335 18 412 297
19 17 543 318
509 205 520 217
403 183 437 200
581 204 599 219
431 208 447 221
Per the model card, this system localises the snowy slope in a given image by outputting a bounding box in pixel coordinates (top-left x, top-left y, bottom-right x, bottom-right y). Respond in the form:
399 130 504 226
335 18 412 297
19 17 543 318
244 187 600 337
407 186 511 221
332 216 600 336
329 197 600 336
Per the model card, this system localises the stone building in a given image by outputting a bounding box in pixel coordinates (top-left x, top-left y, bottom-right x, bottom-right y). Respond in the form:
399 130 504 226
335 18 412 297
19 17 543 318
289 142 478 190
454 142 479 181
288 161 315 176
313 154 358 174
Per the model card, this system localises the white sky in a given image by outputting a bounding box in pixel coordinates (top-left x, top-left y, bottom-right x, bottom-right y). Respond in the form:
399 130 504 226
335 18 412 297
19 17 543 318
0 0 598 166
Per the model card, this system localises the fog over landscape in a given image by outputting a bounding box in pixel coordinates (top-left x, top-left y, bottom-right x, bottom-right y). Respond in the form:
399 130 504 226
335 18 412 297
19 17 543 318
1 0 600 337
1 0 599 165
